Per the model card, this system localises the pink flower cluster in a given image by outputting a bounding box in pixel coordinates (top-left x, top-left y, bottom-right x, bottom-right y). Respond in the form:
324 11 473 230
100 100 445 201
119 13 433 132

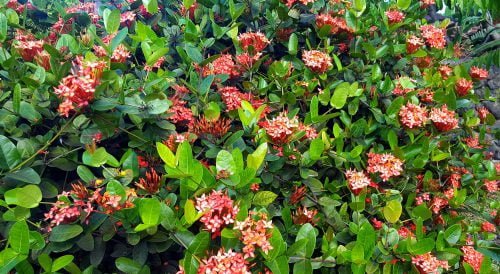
367 152 404 181
429 105 459 132
238 32 269 53
219 86 264 111
197 249 251 274
260 111 317 144
234 211 273 258
420 25 447 49
195 190 239 238
469 66 489 80
316 14 352 34
302 50 332 74
386 10 405 24
201 54 240 78
345 169 373 195
399 102 428 128
455 78 473 96
411 252 449 274
406 35 424 54
461 238 484 273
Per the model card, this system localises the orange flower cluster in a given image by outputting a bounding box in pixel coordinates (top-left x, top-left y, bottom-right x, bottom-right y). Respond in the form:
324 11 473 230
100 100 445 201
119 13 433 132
429 105 458 132
411 253 449 274
163 133 192 152
399 102 428 129
167 98 194 126
316 14 352 34
234 211 273 259
219 86 264 111
366 152 404 181
293 207 319 225
302 50 332 74
483 180 498 193
135 168 162 194
190 116 232 139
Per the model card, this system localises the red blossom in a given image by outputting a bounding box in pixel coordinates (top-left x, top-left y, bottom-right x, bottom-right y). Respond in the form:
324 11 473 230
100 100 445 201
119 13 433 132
302 50 332 74
455 78 473 96
366 152 404 181
195 190 239 238
386 10 405 24
429 105 458 132
469 66 489 80
420 25 446 49
399 102 428 129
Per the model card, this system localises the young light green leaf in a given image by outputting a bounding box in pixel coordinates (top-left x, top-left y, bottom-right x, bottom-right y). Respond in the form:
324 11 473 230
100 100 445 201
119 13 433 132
157 142 176 168
52 255 74 272
247 143 268 171
8 221 29 255
253 191 278 206
103 9 120 34
383 200 402 223
139 198 161 225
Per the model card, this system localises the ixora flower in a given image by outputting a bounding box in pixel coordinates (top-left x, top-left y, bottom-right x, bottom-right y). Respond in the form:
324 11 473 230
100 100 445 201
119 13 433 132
469 66 489 80
218 86 263 111
293 206 319 225
483 179 498 193
238 32 269 53
420 0 436 8
195 190 239 238
455 78 474 96
385 10 405 24
345 169 374 195
302 50 332 74
429 105 459 132
234 211 273 258
14 39 44 62
411 252 450 274
420 25 446 49
461 239 484 274
196 249 251 274
190 116 232 139
366 153 404 181
399 102 428 129
135 168 162 194
438 65 453 79
201 54 240 78
481 221 496 233
406 35 424 54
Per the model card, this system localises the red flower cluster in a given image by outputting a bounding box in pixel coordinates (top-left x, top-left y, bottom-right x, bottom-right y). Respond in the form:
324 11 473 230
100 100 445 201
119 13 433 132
399 102 428 129
302 50 332 74
219 86 263 111
260 111 317 144
14 32 44 62
316 14 352 34
455 78 473 96
293 207 319 225
406 35 424 54
367 152 404 181
420 25 446 49
412 252 449 274
234 211 273 258
120 11 136 27
195 190 239 238
483 180 498 193
53 58 108 117
438 65 453 79
201 54 240 78
481 221 496 233
469 66 489 80
386 10 405 24
167 98 194 126
238 32 269 53
429 105 458 132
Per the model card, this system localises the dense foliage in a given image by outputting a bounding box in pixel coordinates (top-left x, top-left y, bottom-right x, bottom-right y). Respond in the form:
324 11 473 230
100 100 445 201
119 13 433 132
0 0 498 273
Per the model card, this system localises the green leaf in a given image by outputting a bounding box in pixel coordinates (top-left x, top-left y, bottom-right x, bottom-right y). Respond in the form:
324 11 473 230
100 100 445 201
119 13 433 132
0 13 7 42
103 9 120 34
444 224 461 245
397 0 411 10
8 221 29 255
216 150 236 175
184 199 201 225
82 147 109 167
408 238 434 255
187 231 209 256
266 256 289 274
146 99 170 115
3 168 41 184
288 33 298 55
12 84 20 113
183 0 195 9
352 0 366 16
199 75 214 95
357 222 376 259
116 257 142 274
4 185 42 208
309 138 324 160
0 135 21 169
49 225 83 242
146 48 169 66
386 96 405 117
330 83 349 109
247 143 268 171
383 200 402 223
253 191 278 206
0 248 27 274
204 102 220 121
157 142 176 168
411 204 432 221
19 102 41 123
120 149 139 178
296 223 316 258
52 255 74 272
139 198 161 225
143 0 158 14
293 259 312 274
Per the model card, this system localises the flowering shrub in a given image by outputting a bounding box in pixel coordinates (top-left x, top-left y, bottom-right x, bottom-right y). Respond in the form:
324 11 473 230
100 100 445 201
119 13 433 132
0 0 498 273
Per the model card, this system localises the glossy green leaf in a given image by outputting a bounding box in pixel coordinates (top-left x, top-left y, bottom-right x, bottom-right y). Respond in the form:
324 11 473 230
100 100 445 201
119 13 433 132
139 198 161 225
157 142 176 168
103 9 120 34
4 185 42 208
8 221 29 255
49 225 83 242
253 191 278 206
247 143 268 171
383 200 402 223
52 255 74 272
444 224 462 245
0 135 21 169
